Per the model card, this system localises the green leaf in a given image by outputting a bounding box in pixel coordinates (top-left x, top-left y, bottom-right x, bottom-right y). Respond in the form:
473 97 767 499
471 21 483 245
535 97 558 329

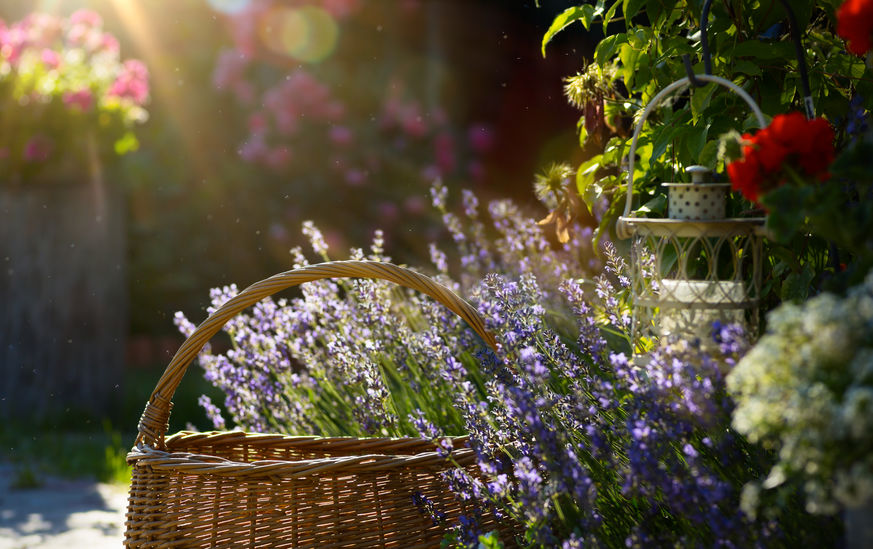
602 0 621 34
114 132 139 155
732 60 761 76
658 36 695 59
825 52 867 81
650 124 683 163
542 6 594 57
576 155 604 212
729 40 795 60
647 0 678 27
595 33 627 66
619 43 641 89
690 83 717 121
623 0 646 20
637 193 667 216
760 185 813 244
780 267 815 302
699 139 719 169
577 122 589 147
780 77 797 107
476 531 504 549
683 121 709 163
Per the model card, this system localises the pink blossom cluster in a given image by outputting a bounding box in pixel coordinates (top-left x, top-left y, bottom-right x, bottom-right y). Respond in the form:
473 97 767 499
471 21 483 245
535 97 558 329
0 10 149 111
237 67 344 169
210 0 496 203
0 10 150 167
0 10 120 67
107 59 150 105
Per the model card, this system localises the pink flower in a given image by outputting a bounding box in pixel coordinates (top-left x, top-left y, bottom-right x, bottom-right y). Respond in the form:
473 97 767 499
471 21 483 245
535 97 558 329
265 146 291 170
108 59 150 105
404 195 426 214
344 168 367 186
0 25 26 64
69 10 103 28
248 111 269 134
378 201 399 220
420 165 440 182
232 81 255 105
468 123 495 153
65 24 89 47
23 135 52 162
212 49 249 90
22 13 62 49
329 125 353 146
322 0 361 18
434 131 456 174
227 4 264 57
238 133 269 162
40 48 60 69
400 103 428 138
323 100 345 121
63 88 94 111
468 160 485 182
100 32 119 54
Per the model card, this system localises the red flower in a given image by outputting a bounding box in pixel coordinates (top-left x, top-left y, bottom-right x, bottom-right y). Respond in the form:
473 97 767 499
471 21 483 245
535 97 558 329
727 142 763 203
796 118 836 178
726 113 835 204
837 0 873 56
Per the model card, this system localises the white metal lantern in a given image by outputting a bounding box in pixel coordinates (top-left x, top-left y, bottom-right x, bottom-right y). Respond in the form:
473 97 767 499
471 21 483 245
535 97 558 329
616 74 767 349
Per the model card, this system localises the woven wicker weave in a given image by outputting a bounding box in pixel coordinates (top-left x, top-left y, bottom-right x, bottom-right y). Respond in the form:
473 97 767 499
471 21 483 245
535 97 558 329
125 260 510 548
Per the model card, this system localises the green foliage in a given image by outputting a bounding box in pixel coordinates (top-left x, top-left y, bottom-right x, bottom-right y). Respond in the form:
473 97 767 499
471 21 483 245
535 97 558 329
11 465 43 489
0 420 130 485
540 0 872 289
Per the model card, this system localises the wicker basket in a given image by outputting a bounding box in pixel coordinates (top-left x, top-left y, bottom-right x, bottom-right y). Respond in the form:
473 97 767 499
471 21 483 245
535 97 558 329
125 260 509 548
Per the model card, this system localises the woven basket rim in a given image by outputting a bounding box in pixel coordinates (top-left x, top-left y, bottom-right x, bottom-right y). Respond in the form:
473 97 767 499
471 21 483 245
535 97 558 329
163 429 470 446
129 431 474 480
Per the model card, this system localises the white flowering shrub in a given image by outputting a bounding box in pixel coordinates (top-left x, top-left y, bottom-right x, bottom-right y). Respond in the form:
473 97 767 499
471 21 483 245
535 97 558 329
728 271 873 514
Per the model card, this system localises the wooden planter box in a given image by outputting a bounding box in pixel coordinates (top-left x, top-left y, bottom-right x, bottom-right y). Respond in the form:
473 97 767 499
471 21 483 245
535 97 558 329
0 178 126 420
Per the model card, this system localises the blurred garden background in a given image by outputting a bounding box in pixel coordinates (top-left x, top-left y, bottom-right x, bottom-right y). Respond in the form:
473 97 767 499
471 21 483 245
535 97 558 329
0 0 592 465
2 0 873 547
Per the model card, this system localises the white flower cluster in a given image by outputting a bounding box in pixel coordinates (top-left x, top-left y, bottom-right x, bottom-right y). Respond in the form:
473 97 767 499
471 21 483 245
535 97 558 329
727 271 873 514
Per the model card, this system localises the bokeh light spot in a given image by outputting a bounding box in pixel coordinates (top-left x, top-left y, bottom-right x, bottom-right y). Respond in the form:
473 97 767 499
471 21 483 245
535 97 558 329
259 6 338 64
206 0 251 15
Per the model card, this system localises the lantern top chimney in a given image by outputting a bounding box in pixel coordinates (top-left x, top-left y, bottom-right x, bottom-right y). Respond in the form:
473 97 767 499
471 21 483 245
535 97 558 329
686 165 711 183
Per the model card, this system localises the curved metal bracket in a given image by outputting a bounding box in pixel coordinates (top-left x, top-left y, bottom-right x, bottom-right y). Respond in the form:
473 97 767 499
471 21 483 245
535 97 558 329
616 74 766 240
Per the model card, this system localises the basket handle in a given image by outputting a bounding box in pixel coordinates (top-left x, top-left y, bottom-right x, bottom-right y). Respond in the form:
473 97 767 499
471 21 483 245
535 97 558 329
135 260 498 448
616 74 767 239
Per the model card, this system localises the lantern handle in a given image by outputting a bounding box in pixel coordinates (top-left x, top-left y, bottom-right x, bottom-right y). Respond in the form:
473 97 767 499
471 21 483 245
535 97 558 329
616 74 766 239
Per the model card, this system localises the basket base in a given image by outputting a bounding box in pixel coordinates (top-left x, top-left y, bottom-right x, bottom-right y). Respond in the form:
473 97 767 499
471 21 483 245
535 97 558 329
124 431 517 548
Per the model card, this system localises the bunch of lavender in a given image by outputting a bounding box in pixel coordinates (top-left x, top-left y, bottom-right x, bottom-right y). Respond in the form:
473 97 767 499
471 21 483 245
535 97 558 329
176 185 832 547
425 246 838 547
175 185 590 438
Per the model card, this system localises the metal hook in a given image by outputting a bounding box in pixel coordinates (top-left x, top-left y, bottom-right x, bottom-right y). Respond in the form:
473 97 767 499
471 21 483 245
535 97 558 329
699 0 814 118
682 55 706 87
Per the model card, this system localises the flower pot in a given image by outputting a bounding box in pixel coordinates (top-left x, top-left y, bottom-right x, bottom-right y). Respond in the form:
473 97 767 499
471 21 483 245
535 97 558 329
0 177 126 420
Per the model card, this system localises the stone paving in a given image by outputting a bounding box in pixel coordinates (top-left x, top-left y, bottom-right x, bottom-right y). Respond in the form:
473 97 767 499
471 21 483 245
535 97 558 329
0 463 127 549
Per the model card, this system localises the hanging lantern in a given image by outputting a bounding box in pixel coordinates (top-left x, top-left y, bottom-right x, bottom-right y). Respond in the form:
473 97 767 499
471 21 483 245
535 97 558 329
616 74 767 350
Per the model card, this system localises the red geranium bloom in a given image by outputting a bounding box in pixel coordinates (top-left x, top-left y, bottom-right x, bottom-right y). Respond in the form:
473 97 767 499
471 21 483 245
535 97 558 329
796 117 836 178
837 0 873 56
727 141 764 203
726 113 835 204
